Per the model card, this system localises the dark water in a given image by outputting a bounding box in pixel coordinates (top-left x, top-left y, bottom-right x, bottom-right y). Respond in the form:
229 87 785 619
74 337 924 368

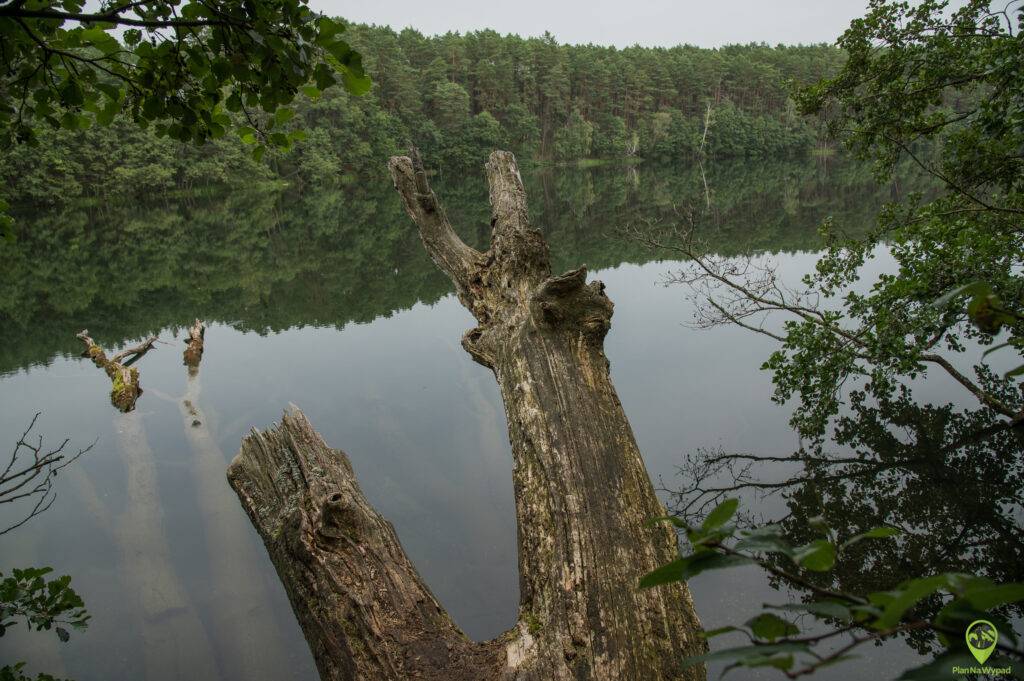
1 158 1016 680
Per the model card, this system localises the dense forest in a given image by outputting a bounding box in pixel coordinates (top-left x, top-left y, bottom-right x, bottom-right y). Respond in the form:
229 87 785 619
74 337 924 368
0 25 843 208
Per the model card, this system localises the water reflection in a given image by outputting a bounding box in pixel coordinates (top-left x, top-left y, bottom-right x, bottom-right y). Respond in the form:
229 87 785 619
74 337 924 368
0 157 947 680
671 389 1024 652
0 157 904 377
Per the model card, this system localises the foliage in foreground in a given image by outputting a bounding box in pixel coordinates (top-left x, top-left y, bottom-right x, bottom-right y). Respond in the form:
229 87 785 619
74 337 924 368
0 0 369 149
0 0 371 240
782 0 1024 434
0 567 89 681
659 0 1023 441
642 499 1024 679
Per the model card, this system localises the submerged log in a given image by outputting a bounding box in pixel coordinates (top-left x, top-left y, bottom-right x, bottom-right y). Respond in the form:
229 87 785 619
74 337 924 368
112 411 220 679
228 150 706 680
175 360 295 679
76 330 157 412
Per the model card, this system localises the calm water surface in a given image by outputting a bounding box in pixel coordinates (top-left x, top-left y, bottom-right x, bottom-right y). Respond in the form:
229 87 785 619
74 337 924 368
0 158 1003 679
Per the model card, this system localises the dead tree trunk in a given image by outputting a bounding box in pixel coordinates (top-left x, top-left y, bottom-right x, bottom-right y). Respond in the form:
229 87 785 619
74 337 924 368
227 150 706 680
76 330 157 412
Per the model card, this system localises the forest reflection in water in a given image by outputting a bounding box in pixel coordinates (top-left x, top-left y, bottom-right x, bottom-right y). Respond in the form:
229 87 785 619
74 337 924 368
1 156 1016 681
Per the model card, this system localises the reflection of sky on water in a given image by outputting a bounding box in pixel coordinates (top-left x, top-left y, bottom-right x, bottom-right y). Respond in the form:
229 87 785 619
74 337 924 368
2 239 990 679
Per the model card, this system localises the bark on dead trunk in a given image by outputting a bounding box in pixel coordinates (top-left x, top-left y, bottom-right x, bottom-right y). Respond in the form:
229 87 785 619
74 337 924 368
227 150 706 680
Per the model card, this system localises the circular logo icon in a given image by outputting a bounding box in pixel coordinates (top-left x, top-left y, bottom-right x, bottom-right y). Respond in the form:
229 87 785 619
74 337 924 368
965 619 998 665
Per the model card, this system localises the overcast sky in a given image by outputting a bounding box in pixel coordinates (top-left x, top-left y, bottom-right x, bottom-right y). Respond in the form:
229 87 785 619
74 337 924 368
309 0 872 48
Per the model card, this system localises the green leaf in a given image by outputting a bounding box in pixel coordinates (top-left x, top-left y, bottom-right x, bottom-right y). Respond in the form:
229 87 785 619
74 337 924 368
316 17 346 45
841 526 900 550
95 83 123 103
324 39 353 63
792 540 835 572
342 67 372 96
812 654 858 672
873 575 950 630
313 63 337 90
702 498 739 531
96 100 120 126
735 526 793 556
960 582 1024 611
79 27 109 44
180 3 205 20
638 558 687 588
700 625 740 639
745 613 799 642
273 107 294 126
935 600 1019 647
59 80 84 107
646 515 686 529
638 552 752 589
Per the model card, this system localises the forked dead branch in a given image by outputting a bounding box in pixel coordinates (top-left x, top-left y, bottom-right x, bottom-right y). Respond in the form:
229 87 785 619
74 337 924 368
76 330 159 412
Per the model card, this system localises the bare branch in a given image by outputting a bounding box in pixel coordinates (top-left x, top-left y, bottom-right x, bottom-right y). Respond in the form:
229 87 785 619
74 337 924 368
1 414 95 536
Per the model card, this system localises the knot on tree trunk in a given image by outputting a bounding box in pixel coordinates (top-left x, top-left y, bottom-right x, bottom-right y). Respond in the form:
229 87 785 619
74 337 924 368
316 492 368 543
531 267 614 343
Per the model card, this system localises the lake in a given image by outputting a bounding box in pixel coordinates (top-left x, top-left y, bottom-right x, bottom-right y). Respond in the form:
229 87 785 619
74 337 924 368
1 157 1014 680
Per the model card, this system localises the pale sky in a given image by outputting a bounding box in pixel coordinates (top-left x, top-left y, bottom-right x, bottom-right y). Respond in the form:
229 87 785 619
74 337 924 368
310 0 872 48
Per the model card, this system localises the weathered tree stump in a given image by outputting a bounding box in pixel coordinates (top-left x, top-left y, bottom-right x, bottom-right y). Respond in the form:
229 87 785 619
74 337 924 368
76 330 157 412
227 150 706 680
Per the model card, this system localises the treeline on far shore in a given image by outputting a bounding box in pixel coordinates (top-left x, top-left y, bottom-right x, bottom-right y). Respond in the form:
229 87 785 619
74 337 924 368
1 24 845 206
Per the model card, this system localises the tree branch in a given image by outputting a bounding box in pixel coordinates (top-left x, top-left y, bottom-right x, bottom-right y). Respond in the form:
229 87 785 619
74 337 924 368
0 5 233 28
387 149 484 295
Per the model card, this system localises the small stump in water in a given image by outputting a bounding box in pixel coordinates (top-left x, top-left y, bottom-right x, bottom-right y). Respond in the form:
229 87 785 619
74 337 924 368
183 319 205 375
